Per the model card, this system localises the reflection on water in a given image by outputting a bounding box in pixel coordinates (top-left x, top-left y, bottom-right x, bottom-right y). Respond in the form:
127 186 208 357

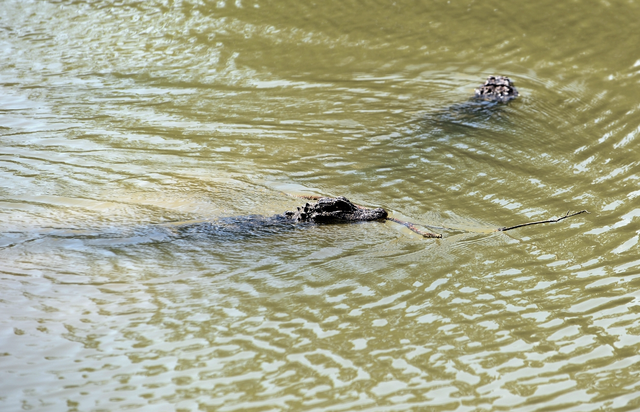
2 0 640 410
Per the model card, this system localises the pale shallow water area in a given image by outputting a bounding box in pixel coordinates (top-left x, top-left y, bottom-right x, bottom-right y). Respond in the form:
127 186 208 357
2 1 640 411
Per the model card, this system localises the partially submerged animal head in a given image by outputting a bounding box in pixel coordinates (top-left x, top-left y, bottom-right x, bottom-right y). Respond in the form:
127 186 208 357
284 196 388 223
474 75 518 102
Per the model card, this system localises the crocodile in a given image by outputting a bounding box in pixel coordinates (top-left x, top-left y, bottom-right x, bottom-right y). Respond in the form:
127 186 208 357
424 75 519 131
282 196 387 223
2 195 585 248
174 196 442 239
474 75 519 102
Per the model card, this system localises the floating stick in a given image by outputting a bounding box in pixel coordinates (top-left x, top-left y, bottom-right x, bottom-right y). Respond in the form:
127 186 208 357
283 193 588 238
386 217 442 238
497 210 590 232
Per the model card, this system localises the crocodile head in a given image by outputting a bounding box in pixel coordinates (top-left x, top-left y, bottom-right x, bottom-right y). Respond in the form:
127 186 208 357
284 196 388 223
474 75 518 102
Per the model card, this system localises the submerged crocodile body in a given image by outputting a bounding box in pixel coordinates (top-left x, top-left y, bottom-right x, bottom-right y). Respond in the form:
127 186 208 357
426 75 519 130
174 196 441 239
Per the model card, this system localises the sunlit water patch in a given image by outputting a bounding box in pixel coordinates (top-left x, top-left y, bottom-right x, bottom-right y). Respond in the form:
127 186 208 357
2 0 640 411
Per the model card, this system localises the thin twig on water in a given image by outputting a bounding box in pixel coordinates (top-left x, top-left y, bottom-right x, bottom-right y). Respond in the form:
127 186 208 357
497 210 590 232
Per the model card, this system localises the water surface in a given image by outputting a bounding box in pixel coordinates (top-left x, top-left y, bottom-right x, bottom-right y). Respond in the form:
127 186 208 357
2 0 640 411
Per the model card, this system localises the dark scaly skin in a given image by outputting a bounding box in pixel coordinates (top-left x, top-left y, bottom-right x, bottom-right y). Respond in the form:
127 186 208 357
172 196 397 240
282 196 388 223
282 196 441 238
474 75 519 102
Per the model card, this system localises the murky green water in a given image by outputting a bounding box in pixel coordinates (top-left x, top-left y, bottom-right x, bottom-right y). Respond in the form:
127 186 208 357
2 0 640 410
